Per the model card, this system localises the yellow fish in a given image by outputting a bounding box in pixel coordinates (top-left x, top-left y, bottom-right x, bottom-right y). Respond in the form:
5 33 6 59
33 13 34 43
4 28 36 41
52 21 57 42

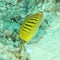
19 12 44 44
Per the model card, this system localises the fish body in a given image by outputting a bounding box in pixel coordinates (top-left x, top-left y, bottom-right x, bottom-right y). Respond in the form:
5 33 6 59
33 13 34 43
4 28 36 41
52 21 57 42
19 12 44 43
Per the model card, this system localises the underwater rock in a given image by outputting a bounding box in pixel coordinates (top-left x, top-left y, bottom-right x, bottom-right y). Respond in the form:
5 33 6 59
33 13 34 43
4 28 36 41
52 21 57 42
0 20 4 32
4 29 13 37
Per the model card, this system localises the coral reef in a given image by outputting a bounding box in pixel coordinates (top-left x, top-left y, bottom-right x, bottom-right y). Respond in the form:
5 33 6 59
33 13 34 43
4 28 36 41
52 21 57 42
0 0 60 60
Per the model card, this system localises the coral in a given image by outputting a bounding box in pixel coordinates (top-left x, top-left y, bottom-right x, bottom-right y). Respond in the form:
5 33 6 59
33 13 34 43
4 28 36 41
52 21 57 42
0 0 60 60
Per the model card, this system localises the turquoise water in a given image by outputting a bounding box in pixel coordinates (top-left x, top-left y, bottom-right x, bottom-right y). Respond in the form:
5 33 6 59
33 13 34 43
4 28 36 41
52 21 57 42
0 0 60 60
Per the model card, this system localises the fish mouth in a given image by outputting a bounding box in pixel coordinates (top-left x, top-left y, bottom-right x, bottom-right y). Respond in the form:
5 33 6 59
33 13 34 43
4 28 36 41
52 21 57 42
39 13 44 19
37 12 44 17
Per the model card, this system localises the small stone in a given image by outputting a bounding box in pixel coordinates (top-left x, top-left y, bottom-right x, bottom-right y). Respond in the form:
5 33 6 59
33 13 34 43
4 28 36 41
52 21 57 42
4 29 13 37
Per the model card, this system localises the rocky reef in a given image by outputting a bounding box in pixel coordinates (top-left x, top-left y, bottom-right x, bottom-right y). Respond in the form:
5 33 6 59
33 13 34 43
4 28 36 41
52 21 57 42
0 0 60 60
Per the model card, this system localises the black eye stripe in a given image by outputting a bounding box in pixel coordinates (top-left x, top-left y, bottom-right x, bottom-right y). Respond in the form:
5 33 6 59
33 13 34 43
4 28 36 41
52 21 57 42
34 16 38 18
